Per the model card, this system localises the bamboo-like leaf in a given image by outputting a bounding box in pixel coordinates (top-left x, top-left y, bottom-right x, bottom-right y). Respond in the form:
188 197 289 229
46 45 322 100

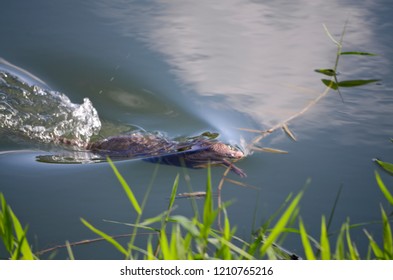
374 158 393 175
282 123 297 141
80 218 128 256
375 171 393 205
298 218 316 260
320 216 331 260
260 190 303 255
315 69 337 76
337 79 380 87
380 206 393 258
107 157 141 215
340 51 377 56
322 79 339 90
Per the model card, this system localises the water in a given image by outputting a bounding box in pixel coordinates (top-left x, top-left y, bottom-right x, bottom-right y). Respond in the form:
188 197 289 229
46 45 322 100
1 0 393 259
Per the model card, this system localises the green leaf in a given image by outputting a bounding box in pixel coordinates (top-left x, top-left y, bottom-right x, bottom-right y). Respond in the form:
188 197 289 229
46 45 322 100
170 215 200 236
345 220 359 260
315 69 337 76
375 171 393 205
203 165 214 234
320 216 331 260
65 240 75 260
81 218 128 256
167 174 179 219
380 206 393 258
374 158 393 175
159 229 172 259
9 208 34 260
107 157 142 215
364 229 384 259
299 218 316 260
260 190 303 256
334 224 346 260
336 79 380 87
322 79 339 90
340 51 377 56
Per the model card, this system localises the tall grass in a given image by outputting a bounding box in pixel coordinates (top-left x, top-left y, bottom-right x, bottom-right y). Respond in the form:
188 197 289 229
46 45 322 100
1 159 393 260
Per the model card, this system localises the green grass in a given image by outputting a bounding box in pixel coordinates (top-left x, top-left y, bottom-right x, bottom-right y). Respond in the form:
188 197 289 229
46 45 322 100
1 158 393 260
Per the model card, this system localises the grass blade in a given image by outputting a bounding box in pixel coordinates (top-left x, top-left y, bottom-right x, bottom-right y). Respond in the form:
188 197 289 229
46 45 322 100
314 69 337 76
9 208 34 260
298 218 316 260
334 224 346 260
345 220 359 260
380 206 393 258
336 79 380 87
65 240 75 260
374 158 393 175
80 218 128 256
166 174 179 219
320 216 331 260
260 190 303 256
107 157 141 215
340 51 377 56
375 171 393 205
363 229 384 259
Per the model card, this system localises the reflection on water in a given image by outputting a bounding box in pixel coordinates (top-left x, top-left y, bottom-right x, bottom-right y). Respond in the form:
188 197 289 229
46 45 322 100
93 0 384 134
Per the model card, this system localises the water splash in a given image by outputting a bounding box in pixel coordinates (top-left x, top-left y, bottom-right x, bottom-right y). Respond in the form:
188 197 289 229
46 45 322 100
0 71 101 147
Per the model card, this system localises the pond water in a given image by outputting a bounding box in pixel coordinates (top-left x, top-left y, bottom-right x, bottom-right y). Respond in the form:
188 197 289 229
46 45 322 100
1 0 392 259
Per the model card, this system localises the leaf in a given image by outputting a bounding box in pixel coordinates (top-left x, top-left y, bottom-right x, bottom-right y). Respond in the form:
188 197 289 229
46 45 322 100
322 79 339 90
282 123 297 141
380 206 393 258
9 208 34 260
80 218 128 256
374 158 393 175
65 240 75 260
336 79 380 87
363 229 384 259
323 24 340 46
334 224 346 260
159 229 171 259
169 215 200 236
340 51 377 56
315 69 337 76
260 190 303 256
167 174 179 219
345 220 359 260
298 218 316 260
107 157 142 215
375 171 393 205
320 216 331 260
